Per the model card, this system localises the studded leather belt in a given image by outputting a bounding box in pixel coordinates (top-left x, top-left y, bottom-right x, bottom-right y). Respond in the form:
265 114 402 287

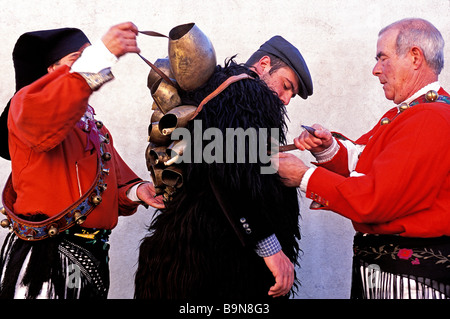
1 120 111 241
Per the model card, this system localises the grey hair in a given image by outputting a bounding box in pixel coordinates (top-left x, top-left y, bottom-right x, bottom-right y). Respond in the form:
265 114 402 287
379 18 445 75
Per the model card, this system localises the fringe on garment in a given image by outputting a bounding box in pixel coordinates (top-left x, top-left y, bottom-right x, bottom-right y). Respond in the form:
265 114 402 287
351 232 450 299
0 218 110 299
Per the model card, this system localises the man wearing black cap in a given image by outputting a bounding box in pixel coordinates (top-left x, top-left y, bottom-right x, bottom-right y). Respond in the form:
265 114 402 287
0 22 163 299
245 35 313 294
246 35 313 105
135 35 312 299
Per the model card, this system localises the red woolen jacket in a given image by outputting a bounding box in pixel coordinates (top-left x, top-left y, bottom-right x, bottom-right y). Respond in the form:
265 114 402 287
7 66 141 229
307 88 450 238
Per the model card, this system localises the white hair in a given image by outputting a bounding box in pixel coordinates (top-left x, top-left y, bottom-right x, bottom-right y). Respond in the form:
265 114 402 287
379 18 445 75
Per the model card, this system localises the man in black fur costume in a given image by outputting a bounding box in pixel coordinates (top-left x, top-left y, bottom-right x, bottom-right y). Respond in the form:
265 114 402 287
135 36 313 299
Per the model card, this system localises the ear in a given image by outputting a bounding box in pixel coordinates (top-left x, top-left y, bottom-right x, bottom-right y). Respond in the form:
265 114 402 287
409 46 425 70
47 64 56 73
254 55 272 75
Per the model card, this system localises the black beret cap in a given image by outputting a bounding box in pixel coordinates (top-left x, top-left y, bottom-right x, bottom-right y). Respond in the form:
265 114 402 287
12 28 90 91
257 35 313 99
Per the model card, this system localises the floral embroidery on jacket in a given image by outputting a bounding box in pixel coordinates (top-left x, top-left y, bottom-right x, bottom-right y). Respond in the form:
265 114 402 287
354 245 450 268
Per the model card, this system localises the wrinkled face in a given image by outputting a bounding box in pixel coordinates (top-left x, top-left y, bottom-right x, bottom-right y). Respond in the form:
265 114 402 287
260 66 299 105
372 29 414 104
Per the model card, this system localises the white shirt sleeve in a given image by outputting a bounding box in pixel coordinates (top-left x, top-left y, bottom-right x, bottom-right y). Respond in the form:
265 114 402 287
127 183 143 202
340 139 365 173
71 40 118 74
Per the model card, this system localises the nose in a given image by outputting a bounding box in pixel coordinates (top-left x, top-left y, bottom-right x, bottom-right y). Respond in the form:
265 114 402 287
280 93 291 105
372 61 382 77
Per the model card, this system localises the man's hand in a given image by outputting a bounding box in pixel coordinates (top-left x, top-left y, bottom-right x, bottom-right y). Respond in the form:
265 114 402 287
102 22 140 58
264 250 295 297
136 182 165 209
294 124 333 153
272 152 309 187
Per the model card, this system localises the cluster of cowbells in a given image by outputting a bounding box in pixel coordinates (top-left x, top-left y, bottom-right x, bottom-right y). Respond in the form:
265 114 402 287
145 23 216 202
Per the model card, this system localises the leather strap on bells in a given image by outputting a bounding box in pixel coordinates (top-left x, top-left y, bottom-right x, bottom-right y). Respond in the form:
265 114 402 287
138 53 178 89
189 73 254 121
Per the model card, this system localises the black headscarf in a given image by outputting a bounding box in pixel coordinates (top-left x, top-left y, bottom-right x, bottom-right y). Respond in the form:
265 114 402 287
0 28 90 160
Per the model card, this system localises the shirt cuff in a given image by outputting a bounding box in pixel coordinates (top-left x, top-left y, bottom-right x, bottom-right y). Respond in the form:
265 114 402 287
312 137 339 163
127 182 146 202
71 40 118 74
255 234 282 257
300 167 316 193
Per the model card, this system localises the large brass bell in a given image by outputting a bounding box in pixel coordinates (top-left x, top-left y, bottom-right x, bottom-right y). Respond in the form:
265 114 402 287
149 122 172 145
151 108 165 123
158 105 197 136
165 139 188 166
149 109 172 145
148 145 169 166
161 165 184 189
145 143 155 171
151 78 182 114
147 58 174 91
168 23 217 91
0 207 6 215
149 165 165 188
149 166 165 196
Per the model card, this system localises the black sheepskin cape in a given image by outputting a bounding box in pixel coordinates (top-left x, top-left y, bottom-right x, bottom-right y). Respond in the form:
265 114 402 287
135 60 301 300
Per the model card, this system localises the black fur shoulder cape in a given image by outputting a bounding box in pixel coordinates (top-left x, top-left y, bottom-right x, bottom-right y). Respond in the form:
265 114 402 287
135 60 301 299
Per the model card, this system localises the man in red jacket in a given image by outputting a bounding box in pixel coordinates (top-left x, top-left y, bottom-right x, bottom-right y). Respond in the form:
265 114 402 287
275 18 449 299
0 22 163 299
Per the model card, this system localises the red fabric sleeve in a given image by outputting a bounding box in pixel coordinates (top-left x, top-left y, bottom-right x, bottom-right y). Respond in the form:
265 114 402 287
307 104 450 236
315 138 351 177
10 66 92 152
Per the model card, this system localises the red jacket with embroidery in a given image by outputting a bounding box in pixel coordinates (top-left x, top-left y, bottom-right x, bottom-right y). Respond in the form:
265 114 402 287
307 88 450 237
7 66 141 229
